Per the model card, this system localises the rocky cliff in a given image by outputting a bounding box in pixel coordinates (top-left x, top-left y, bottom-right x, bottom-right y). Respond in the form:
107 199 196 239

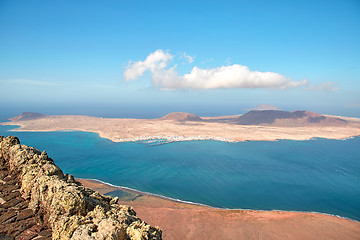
0 136 162 240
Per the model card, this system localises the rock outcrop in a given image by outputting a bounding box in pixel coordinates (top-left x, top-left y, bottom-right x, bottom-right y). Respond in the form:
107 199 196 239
0 136 162 240
9 112 45 121
159 112 203 121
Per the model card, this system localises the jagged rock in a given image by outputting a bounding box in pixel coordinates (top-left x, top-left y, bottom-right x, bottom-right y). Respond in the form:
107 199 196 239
0 136 162 240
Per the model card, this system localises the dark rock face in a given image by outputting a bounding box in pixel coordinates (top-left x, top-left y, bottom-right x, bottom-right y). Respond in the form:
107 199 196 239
0 150 52 240
236 110 347 126
159 112 203 121
0 136 162 240
236 110 295 125
308 116 326 123
292 111 307 118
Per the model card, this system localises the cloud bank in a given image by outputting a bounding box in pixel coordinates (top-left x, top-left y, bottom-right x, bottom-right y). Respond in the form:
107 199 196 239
124 49 307 90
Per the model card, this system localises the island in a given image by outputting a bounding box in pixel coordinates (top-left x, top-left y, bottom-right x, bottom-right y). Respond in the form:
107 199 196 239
2 110 360 143
2 112 360 239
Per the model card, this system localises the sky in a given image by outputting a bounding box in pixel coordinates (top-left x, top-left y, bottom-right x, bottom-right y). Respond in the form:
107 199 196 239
0 0 360 117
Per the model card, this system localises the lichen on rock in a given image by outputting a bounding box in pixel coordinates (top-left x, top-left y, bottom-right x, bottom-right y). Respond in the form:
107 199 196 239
0 136 162 240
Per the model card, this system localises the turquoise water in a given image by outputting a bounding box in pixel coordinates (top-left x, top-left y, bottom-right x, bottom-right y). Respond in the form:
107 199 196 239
1 125 359 221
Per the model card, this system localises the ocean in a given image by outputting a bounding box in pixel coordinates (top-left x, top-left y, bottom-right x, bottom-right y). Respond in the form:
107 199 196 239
0 124 359 221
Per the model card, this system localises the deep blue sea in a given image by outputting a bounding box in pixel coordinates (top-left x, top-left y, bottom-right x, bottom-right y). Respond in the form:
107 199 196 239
1 124 359 221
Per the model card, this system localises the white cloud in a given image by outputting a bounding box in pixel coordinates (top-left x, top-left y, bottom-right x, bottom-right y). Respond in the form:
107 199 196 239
305 82 338 92
180 52 195 64
124 49 307 90
124 49 173 81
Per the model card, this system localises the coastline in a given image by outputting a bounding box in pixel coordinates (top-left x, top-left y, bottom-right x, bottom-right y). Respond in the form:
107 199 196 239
2 115 360 239
5 125 360 144
76 177 359 222
2 113 360 143
78 178 360 240
5 126 360 143
77 178 219 209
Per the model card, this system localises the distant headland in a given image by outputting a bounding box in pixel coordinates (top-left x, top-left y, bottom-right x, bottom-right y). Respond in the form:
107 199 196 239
2 110 360 143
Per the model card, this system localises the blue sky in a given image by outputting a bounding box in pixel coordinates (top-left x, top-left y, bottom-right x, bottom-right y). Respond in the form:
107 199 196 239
1 0 359 117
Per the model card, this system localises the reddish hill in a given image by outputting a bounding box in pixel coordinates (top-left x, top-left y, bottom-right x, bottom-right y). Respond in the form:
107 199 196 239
236 110 347 126
159 112 203 121
9 112 45 121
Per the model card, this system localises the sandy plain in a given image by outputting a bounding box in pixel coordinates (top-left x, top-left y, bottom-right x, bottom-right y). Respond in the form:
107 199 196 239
2 113 360 142
78 179 360 240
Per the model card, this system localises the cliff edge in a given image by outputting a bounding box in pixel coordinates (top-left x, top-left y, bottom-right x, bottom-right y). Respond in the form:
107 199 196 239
0 136 162 240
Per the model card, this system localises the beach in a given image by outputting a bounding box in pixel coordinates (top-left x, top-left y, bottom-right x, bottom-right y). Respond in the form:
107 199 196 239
2 113 360 142
78 178 360 240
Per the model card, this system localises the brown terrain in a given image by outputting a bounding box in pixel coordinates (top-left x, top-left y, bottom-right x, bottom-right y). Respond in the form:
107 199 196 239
78 179 360 240
2 110 360 142
159 112 203 121
9 112 45 122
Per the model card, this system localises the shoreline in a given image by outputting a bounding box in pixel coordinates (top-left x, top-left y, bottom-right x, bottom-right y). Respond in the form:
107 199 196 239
77 177 360 223
2 114 360 239
78 178 360 240
2 111 360 143
2 123 360 143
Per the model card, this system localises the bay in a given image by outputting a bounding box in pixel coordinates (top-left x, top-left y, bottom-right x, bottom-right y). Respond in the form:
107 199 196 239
1 125 359 221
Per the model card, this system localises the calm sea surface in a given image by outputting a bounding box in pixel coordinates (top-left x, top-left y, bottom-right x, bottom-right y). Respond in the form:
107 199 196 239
1 125 359 221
